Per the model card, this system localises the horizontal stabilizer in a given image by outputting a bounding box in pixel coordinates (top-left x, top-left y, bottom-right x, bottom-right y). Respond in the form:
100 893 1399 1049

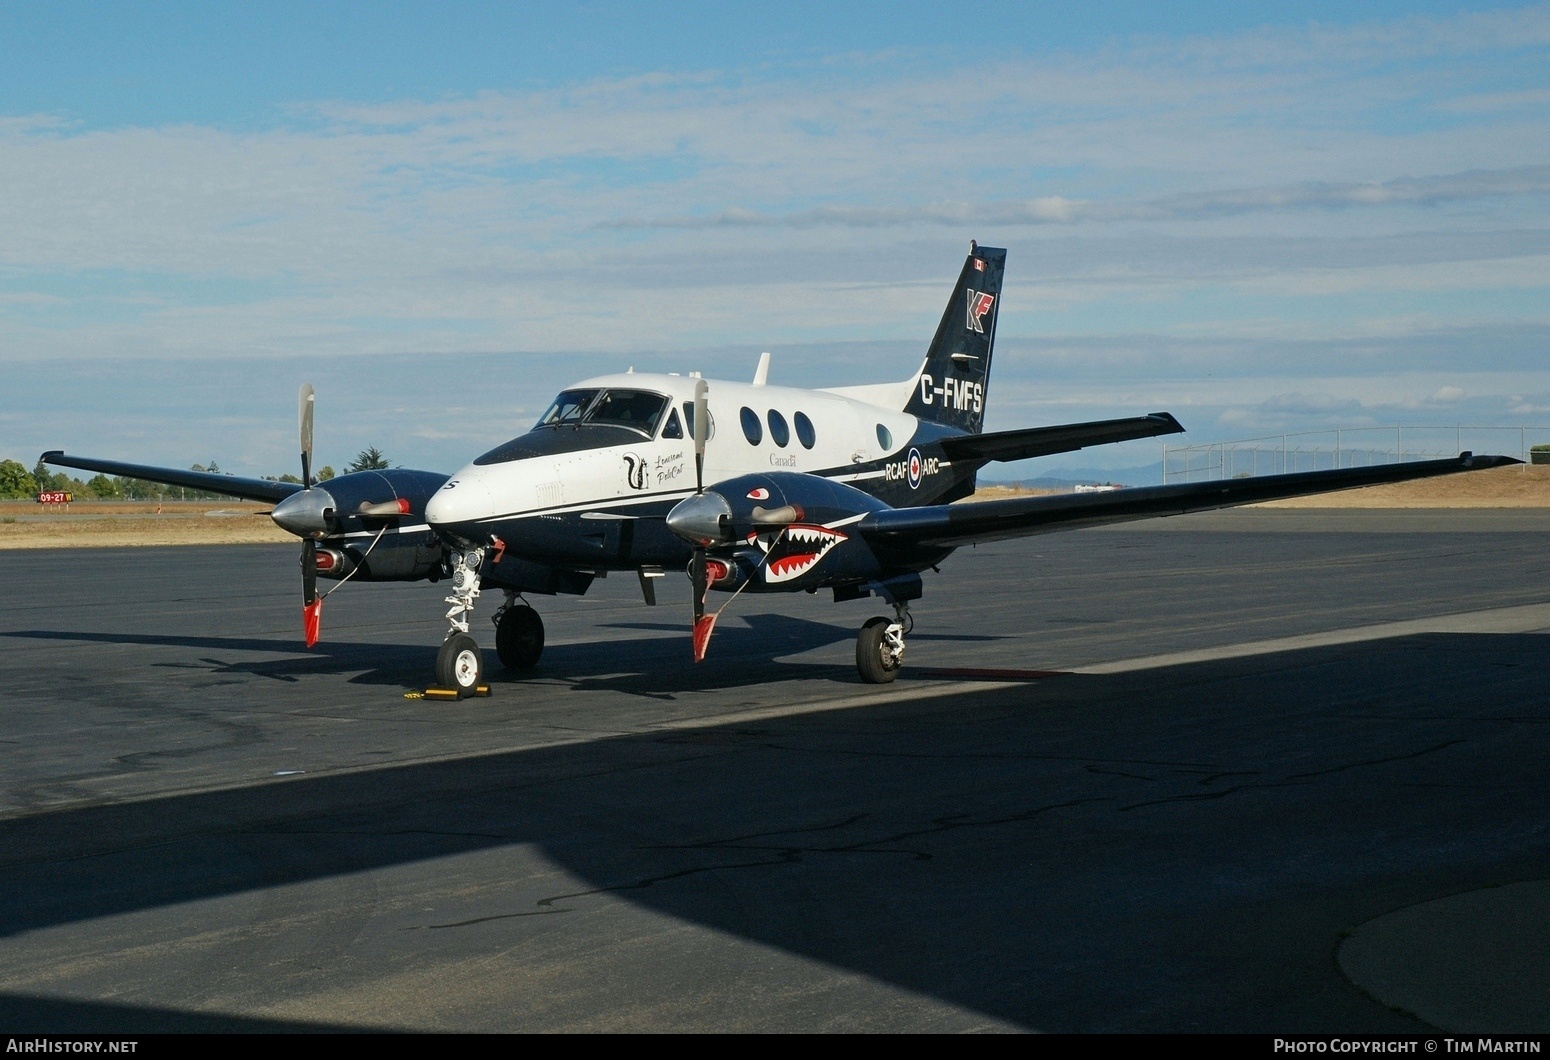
41 451 304 504
860 454 1521 549
939 413 1184 465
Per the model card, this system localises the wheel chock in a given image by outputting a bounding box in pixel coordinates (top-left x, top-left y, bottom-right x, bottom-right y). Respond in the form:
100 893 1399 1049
415 685 491 701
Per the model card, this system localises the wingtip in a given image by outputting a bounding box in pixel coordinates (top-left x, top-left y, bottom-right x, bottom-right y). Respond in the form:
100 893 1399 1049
1460 453 1523 469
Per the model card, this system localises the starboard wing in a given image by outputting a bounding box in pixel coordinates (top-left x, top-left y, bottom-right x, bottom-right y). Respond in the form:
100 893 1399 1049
858 454 1520 549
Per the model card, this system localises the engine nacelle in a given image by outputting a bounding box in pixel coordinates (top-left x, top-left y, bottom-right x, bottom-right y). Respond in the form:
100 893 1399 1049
668 472 893 592
313 529 444 583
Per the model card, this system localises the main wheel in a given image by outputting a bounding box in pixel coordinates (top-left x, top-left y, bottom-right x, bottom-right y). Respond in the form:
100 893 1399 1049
856 616 901 684
495 604 544 670
436 632 484 695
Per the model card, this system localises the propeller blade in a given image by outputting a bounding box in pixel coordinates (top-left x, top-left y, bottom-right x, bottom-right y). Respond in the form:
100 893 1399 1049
299 383 315 489
303 538 317 605
690 546 716 663
692 378 708 495
691 548 706 623
302 538 321 648
692 610 717 663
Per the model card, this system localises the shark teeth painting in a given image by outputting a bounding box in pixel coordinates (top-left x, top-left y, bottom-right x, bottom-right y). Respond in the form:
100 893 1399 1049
746 524 849 584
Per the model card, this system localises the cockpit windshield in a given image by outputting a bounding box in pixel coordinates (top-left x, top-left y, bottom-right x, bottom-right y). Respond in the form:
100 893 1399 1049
535 389 600 427
532 388 671 435
478 389 674 465
586 390 671 432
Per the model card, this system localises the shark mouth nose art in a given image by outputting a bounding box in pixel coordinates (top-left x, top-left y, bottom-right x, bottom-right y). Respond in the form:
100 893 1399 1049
747 524 848 583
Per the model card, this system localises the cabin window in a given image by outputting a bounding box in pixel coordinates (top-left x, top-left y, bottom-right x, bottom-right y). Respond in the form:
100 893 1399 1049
767 410 790 448
740 406 763 445
794 411 815 449
876 424 893 450
661 408 684 439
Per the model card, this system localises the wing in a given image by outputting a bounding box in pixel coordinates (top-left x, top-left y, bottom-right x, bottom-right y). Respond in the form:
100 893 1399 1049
859 454 1520 548
938 413 1183 464
42 451 304 505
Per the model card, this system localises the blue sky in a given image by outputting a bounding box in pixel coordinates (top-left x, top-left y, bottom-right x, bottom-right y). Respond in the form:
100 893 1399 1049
2 2 1548 476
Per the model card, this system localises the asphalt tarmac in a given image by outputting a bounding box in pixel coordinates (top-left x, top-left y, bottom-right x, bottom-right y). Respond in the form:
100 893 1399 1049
1 508 1547 1032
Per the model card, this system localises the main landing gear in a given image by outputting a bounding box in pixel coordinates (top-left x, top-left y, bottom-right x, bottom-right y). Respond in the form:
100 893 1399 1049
856 602 911 684
493 591 545 671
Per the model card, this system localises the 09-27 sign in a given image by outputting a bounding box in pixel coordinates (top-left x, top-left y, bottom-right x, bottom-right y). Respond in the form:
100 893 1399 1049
37 491 73 504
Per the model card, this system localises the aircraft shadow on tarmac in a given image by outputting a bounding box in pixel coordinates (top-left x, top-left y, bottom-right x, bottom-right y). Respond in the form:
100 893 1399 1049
2 612 1014 697
0 994 347 1034
2 631 1547 1032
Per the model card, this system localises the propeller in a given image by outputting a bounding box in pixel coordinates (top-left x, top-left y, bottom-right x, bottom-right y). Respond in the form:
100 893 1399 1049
689 379 716 662
298 383 322 648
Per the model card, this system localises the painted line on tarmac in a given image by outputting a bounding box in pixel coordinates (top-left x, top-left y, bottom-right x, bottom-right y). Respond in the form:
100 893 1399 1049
653 680 1022 730
1071 601 1550 676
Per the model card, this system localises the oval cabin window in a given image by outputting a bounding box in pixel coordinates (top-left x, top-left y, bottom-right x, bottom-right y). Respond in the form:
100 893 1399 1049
740 406 763 445
767 410 790 448
876 423 893 451
794 411 815 449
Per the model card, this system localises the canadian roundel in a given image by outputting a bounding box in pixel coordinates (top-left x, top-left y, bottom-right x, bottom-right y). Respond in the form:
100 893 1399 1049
747 487 770 500
907 447 923 489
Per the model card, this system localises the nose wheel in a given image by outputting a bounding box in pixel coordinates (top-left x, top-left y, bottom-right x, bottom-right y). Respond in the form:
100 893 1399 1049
856 603 910 684
436 632 484 693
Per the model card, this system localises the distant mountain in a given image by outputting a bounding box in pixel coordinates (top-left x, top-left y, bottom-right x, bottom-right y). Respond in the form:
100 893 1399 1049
980 461 1165 489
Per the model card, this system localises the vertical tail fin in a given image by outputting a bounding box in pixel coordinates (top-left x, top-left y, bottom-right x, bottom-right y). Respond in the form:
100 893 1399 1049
904 242 1005 435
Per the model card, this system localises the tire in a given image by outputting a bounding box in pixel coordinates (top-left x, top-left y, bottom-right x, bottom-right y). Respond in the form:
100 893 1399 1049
856 616 901 684
436 633 484 694
496 604 545 671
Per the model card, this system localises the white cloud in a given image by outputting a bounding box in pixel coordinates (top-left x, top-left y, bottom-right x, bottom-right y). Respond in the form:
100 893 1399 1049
0 3 1544 383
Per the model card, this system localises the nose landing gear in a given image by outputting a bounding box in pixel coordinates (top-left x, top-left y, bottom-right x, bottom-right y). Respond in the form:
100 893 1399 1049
857 602 911 684
436 547 486 695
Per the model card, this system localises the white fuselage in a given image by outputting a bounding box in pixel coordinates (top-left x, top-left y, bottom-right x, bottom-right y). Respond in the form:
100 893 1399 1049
424 371 926 530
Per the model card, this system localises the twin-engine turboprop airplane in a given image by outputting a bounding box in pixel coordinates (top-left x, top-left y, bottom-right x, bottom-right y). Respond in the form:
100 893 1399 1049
45 243 1520 694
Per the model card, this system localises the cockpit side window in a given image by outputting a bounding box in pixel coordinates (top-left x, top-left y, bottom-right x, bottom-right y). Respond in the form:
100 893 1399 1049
587 390 670 434
661 408 684 439
682 401 715 440
535 388 600 428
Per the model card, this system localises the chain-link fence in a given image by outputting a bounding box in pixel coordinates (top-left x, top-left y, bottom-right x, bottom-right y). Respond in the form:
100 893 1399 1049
1162 426 1550 483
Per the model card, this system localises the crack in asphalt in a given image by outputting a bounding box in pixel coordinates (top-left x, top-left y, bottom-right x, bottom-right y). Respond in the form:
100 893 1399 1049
421 798 1119 929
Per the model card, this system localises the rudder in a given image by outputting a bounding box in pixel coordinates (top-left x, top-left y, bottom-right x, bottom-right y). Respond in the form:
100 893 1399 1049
903 242 1005 435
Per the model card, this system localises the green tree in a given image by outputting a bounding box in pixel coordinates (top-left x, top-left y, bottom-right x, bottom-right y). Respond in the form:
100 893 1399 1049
347 448 389 472
317 465 335 481
119 477 165 499
31 460 62 492
86 473 122 499
0 459 39 499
